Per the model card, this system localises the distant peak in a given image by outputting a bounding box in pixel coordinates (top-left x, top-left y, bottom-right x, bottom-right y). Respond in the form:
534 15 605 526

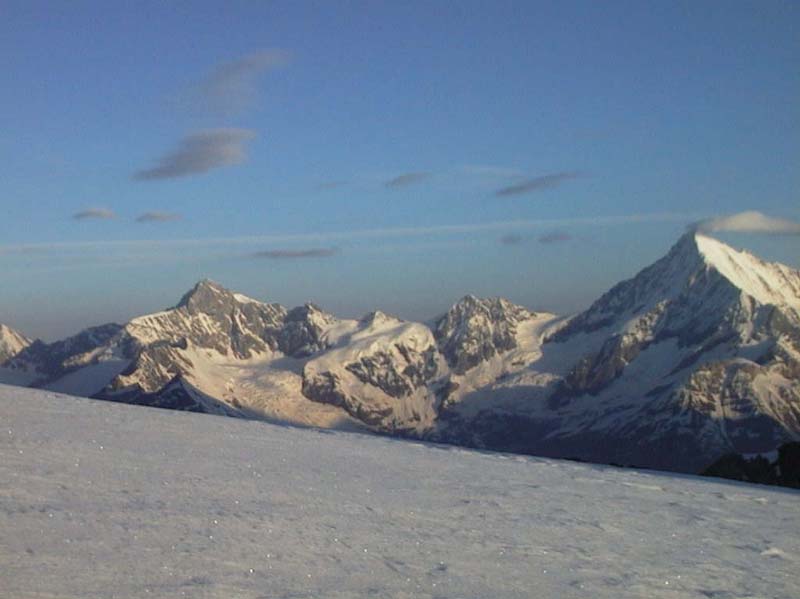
286 302 333 322
694 232 746 261
672 228 703 248
0 323 32 360
675 230 758 271
660 230 707 268
657 230 800 314
360 310 399 325
439 295 532 332
670 229 754 264
176 279 232 310
452 295 519 313
451 295 487 311
195 278 226 291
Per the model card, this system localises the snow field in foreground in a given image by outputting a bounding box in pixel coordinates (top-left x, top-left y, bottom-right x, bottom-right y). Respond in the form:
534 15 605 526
0 384 798 599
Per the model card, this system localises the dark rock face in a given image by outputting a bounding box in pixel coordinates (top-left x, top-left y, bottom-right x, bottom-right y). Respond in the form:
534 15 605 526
435 296 532 374
549 233 706 342
343 346 438 399
346 352 415 397
107 339 192 395
300 315 442 432
278 305 335 357
99 375 240 417
301 372 345 408
558 333 646 399
160 280 288 358
111 281 347 397
301 371 394 427
7 323 124 383
177 279 234 317
672 358 800 451
399 345 439 389
702 442 800 489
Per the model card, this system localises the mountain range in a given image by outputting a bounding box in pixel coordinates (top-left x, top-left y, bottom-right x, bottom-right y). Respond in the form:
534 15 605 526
2 231 799 473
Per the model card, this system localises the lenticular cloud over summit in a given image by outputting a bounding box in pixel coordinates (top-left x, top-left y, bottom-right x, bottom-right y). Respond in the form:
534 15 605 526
695 210 800 235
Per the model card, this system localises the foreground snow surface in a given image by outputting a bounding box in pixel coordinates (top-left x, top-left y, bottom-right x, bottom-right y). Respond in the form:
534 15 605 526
0 386 798 599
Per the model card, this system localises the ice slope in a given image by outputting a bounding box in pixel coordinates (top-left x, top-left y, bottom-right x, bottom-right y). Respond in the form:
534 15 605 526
1 384 798 599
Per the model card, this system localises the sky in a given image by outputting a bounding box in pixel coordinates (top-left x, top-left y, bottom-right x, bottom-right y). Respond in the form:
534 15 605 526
1 1 798 340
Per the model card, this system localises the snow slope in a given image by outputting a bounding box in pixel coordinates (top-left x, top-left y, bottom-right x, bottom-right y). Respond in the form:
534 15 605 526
695 233 800 317
1 384 798 599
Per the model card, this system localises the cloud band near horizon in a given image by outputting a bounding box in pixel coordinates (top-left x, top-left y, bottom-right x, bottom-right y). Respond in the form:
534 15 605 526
4 212 699 254
252 248 338 259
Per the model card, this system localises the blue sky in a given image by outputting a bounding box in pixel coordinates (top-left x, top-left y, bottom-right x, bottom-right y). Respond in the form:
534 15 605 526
1 1 798 340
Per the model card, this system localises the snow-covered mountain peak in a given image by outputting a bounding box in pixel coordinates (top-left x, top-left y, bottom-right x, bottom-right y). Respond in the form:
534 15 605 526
279 303 340 357
553 231 800 344
444 295 533 322
359 310 400 328
694 233 800 316
174 278 240 314
435 295 535 374
0 324 31 362
652 231 799 311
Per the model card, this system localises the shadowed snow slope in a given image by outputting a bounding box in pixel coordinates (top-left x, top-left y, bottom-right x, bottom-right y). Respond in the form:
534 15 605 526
0 384 798 599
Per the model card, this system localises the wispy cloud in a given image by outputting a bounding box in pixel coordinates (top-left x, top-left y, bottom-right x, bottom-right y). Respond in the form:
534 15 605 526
385 172 432 189
252 248 338 259
500 233 524 245
134 129 255 181
538 231 572 244
495 172 581 197
136 212 182 223
694 211 800 235
73 208 116 220
193 49 290 116
2 212 698 254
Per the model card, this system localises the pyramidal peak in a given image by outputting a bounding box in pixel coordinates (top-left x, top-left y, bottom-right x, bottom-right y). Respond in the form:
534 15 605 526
635 231 800 310
550 231 800 343
0 323 31 362
360 310 398 326
689 233 800 316
176 278 230 307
